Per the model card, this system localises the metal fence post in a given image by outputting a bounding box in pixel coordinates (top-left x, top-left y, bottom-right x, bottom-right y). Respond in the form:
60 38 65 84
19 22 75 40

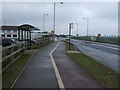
11 46 14 61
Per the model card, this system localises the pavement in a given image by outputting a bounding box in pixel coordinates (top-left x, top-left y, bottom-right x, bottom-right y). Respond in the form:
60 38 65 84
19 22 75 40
12 40 105 88
12 42 59 88
53 41 104 88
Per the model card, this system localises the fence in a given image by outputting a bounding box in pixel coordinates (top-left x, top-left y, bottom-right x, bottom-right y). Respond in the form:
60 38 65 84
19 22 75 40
2 41 25 71
2 36 53 71
96 37 120 44
31 36 51 49
73 36 120 45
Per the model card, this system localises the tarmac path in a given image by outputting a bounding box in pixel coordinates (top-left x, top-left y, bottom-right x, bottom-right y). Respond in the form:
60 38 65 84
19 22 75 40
53 41 104 88
12 41 105 88
12 42 59 88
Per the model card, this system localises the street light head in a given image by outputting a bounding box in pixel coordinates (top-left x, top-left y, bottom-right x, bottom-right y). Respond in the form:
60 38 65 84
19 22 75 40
60 2 63 5
83 18 86 19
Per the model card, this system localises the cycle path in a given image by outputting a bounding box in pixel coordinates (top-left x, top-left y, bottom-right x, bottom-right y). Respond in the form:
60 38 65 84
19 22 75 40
12 42 59 88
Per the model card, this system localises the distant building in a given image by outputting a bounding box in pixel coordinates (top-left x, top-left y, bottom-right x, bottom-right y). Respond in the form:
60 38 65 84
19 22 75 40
0 25 53 41
0 26 18 39
31 30 50 40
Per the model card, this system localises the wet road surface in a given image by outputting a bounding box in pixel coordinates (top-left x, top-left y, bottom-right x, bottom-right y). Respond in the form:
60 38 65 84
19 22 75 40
70 39 119 72
71 39 119 55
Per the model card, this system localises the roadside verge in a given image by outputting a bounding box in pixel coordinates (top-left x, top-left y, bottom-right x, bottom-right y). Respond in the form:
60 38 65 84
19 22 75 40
65 41 119 88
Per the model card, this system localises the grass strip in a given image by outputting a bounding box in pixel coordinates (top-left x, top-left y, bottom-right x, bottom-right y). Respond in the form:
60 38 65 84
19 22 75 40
65 42 119 88
2 54 32 88
64 41 75 51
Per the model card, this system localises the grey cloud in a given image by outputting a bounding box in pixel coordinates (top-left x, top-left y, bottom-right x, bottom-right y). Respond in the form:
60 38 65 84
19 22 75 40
2 2 118 36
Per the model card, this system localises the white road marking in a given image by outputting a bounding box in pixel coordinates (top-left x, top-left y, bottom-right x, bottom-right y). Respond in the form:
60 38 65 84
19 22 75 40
50 42 65 89
92 43 119 50
77 44 118 72
10 42 65 89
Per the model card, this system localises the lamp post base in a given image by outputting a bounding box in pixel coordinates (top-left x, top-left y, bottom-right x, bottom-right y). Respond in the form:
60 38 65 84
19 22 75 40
54 36 58 41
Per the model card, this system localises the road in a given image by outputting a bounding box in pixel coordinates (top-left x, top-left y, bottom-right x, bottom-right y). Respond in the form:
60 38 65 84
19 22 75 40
62 38 119 72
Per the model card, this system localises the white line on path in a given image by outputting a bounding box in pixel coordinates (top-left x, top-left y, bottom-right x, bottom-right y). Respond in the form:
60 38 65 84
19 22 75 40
50 42 65 90
11 42 65 89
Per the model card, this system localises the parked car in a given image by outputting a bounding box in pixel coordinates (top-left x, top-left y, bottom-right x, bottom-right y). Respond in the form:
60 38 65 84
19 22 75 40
1 38 14 47
30 39 36 44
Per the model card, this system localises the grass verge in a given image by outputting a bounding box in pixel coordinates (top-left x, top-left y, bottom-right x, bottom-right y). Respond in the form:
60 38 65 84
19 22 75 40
65 41 119 88
2 53 32 88
64 41 76 51
2 41 54 88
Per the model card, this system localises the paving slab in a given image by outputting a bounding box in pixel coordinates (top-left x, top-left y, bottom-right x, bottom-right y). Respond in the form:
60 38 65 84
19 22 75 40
53 41 104 88
12 42 59 88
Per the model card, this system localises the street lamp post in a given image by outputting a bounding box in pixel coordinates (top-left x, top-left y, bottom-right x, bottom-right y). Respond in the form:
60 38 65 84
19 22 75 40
83 18 89 41
53 2 55 34
53 2 63 34
75 23 78 36
43 14 48 31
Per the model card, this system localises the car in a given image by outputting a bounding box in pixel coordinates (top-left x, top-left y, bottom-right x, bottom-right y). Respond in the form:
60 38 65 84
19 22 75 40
1 38 14 47
66 38 69 40
30 39 36 44
66 37 70 41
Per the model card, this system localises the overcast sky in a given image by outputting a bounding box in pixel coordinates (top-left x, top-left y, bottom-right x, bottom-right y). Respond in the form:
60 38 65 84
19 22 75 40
2 2 118 36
